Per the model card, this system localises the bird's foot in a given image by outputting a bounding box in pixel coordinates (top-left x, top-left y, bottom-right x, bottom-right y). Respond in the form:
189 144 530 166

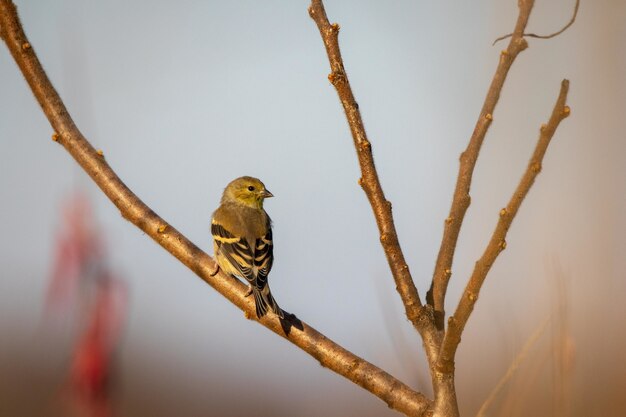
244 285 253 297
209 264 220 276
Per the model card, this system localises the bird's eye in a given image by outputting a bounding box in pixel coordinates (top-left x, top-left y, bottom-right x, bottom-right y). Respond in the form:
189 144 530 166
247 186 255 191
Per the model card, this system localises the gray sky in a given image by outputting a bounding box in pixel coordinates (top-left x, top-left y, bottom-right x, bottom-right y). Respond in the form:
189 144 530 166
1 1 625 416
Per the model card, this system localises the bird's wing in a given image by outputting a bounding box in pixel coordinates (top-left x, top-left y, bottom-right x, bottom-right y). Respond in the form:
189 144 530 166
211 221 256 285
253 224 273 290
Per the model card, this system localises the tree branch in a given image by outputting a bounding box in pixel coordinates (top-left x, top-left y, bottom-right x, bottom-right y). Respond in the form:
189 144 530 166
308 0 425 328
0 1 433 415
306 4 454 412
428 0 535 329
437 79 571 374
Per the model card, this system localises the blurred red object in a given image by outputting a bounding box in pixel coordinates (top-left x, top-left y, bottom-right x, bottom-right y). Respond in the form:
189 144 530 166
68 275 127 417
45 192 104 317
45 192 128 417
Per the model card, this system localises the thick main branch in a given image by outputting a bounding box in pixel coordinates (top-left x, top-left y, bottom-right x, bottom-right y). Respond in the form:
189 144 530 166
0 1 431 415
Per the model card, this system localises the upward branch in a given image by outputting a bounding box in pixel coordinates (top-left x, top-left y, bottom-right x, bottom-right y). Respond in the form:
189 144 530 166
428 0 536 329
308 0 425 326
437 80 571 374
308 2 454 410
0 1 432 415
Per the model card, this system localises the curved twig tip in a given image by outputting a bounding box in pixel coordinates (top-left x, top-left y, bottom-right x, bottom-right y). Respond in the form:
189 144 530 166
493 0 579 46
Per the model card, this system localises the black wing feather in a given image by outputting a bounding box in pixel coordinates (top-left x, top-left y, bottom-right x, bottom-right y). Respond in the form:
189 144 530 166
211 222 256 285
254 222 273 289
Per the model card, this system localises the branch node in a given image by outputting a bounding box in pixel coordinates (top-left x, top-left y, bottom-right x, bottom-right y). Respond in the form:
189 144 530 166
499 240 507 250
330 22 340 33
445 268 452 277
357 177 363 187
531 161 542 173
157 224 168 234
415 304 435 327
96 149 104 157
466 291 477 302
445 216 454 225
51 132 59 142
21 41 30 51
499 208 507 217
562 105 571 117
516 37 528 50
327 70 345 85
484 113 493 121
359 139 371 151
436 359 455 375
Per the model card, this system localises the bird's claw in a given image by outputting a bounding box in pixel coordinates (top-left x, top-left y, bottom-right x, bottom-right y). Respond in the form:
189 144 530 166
209 264 220 276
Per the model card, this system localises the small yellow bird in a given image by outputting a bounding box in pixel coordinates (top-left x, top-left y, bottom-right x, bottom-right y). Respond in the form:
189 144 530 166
211 176 283 319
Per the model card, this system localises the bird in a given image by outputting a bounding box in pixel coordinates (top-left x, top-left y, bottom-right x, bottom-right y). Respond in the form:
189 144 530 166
211 176 283 319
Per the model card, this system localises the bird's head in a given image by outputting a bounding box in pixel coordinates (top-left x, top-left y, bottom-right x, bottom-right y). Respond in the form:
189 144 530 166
221 176 273 209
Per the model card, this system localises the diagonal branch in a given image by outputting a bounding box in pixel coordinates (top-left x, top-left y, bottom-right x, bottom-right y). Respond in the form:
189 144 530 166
308 0 425 327
437 79 571 374
428 0 535 329
0 1 432 415
307 4 455 411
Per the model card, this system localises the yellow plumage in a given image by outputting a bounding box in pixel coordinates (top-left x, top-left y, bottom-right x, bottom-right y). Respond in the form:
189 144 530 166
211 176 283 319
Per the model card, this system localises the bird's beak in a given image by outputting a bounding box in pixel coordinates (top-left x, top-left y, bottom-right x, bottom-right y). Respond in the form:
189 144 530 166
262 189 274 198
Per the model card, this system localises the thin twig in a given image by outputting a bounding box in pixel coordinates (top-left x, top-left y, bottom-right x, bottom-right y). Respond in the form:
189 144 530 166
499 345 552 417
475 317 550 417
437 79 571 374
428 0 535 329
308 0 425 325
0 2 433 415
493 0 580 45
548 258 573 417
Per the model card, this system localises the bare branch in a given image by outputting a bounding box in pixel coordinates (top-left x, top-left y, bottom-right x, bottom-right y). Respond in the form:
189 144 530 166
0 1 433 415
437 79 571 374
493 0 580 45
308 0 425 325
428 0 535 329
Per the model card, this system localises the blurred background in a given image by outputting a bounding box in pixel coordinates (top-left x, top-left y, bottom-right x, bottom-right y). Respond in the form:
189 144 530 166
1 0 625 416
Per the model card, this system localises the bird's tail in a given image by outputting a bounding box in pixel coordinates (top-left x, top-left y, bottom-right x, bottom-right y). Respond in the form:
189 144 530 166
253 285 283 319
